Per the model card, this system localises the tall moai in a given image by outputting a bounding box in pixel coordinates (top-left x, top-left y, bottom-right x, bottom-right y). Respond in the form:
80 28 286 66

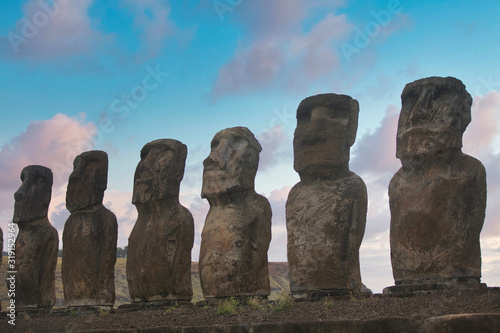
388 77 486 290
286 94 367 297
127 139 194 302
62 150 118 306
13 165 58 308
199 127 271 298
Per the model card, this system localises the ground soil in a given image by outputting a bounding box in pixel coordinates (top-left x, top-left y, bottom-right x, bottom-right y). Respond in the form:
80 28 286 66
1 288 499 332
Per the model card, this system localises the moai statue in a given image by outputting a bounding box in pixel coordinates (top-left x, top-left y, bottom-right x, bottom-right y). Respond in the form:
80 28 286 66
388 77 486 290
13 165 58 308
199 127 272 298
62 150 118 306
127 139 194 302
286 94 367 297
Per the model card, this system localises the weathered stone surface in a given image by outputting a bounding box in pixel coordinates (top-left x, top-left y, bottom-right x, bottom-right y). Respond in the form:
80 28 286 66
13 165 58 308
62 150 118 306
127 139 194 302
199 127 271 298
389 76 486 285
0 226 2 311
424 313 500 333
286 94 367 295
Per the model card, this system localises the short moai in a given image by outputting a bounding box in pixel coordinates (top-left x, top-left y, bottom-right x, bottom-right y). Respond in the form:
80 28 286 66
62 150 118 306
13 165 58 308
387 77 486 291
286 94 367 298
127 139 194 302
199 127 271 298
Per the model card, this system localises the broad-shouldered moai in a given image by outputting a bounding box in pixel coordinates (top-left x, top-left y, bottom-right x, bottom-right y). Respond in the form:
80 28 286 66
199 127 271 298
62 150 118 306
127 139 194 302
286 94 367 297
13 165 58 308
388 77 486 289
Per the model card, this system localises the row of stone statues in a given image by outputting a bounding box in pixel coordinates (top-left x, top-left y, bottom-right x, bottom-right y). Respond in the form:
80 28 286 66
6 76 486 309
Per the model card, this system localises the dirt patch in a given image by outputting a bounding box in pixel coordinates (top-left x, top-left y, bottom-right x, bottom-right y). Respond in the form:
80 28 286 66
2 288 499 332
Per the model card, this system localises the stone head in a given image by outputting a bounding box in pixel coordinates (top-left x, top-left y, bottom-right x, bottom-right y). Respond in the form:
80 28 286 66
201 127 262 198
132 139 187 204
397 76 472 161
13 165 53 224
293 94 359 179
66 150 108 213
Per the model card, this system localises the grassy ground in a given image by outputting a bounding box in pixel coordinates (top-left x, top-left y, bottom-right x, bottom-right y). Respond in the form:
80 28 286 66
0 256 289 308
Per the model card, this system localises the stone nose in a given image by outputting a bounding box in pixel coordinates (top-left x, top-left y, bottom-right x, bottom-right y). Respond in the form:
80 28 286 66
203 154 223 170
14 189 25 201
204 142 229 169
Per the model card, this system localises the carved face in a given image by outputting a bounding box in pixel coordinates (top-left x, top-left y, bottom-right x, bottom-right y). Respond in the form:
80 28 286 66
66 151 108 213
201 127 261 198
293 94 359 178
132 139 187 204
13 166 53 224
397 77 472 160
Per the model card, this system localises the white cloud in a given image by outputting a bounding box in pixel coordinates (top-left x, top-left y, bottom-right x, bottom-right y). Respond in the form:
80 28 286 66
103 190 136 248
123 0 191 60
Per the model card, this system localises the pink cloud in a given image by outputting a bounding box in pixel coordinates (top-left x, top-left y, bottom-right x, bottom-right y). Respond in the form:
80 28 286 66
351 104 400 177
463 91 500 159
0 113 97 249
343 104 400 242
237 0 344 36
462 91 500 239
212 39 285 98
294 13 351 79
211 2 351 99
2 0 111 61
0 113 97 189
257 125 291 171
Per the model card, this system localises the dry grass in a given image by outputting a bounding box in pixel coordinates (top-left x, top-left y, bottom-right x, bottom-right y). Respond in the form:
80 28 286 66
0 256 290 308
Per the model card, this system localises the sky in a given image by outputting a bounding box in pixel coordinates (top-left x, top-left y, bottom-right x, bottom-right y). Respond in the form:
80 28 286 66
0 0 499 293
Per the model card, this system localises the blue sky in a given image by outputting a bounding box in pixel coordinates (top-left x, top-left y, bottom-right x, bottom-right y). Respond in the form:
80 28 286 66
0 0 499 293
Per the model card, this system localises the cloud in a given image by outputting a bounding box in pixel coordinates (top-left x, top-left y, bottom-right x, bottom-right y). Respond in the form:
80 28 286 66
185 195 209 262
0 113 97 249
463 91 500 159
351 104 400 178
1 0 111 62
237 0 344 36
257 125 291 172
463 91 500 239
211 1 412 99
211 2 352 99
292 13 351 79
103 190 136 248
267 186 292 262
0 113 97 189
212 39 285 98
123 0 187 59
